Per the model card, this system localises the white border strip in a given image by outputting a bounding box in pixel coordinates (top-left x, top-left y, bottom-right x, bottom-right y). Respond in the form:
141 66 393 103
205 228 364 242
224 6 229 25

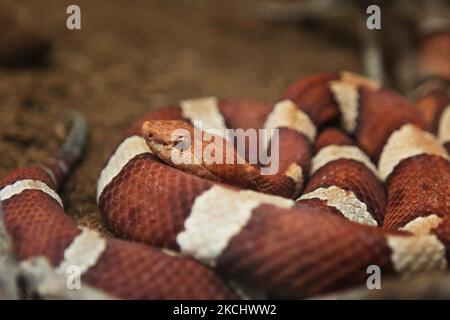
0 179 63 207
96 135 151 202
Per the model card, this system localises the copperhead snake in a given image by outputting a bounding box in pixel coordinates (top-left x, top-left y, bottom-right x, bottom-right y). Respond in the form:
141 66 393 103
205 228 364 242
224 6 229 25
0 30 450 300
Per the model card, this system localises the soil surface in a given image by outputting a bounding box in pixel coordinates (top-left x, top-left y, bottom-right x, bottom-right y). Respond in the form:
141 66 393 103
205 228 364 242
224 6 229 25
0 0 360 232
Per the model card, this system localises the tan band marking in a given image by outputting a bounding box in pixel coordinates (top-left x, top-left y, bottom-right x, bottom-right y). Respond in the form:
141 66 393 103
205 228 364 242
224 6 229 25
400 214 444 236
340 71 380 91
330 81 359 133
228 280 266 300
312 145 379 178
38 165 58 187
63 144 82 158
161 248 183 257
387 234 447 278
180 97 228 138
46 158 69 175
97 135 151 201
378 124 448 181
387 197 447 278
263 99 316 143
0 179 63 207
56 227 107 275
331 72 380 134
177 185 294 266
299 186 377 226
18 257 114 300
438 105 450 144
284 163 303 196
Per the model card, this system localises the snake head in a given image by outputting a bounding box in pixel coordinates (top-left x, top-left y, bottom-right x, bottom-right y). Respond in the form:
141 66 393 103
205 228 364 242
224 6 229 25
142 120 220 181
142 120 192 148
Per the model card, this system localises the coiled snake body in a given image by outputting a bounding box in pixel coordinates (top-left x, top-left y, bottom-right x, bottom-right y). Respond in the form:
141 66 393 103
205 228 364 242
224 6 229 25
1 33 450 299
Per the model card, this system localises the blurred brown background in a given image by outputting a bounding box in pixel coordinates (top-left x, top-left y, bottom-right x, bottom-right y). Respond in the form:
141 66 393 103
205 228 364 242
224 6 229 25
0 0 362 229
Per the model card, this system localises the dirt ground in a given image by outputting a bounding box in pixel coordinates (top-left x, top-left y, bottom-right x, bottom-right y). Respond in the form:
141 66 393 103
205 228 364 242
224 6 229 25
0 0 361 232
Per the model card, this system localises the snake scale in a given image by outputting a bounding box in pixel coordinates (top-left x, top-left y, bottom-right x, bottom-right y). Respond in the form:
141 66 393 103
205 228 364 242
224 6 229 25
0 28 449 300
